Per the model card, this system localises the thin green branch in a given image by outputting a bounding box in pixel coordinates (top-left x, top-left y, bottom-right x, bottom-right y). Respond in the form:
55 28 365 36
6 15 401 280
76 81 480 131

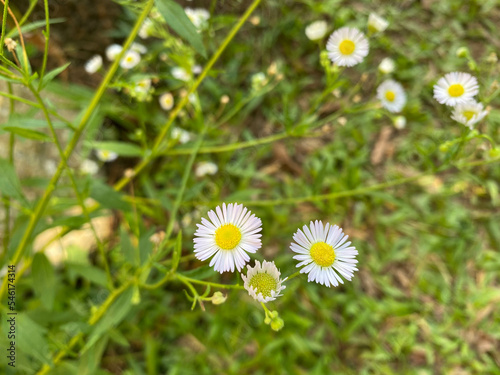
0 0 156 302
38 0 50 88
0 0 9 55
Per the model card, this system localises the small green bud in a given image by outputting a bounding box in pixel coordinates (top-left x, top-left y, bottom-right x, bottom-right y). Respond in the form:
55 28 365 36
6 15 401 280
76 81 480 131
131 284 141 305
270 317 284 331
264 316 272 325
439 143 450 153
270 310 279 319
456 47 469 58
488 147 500 158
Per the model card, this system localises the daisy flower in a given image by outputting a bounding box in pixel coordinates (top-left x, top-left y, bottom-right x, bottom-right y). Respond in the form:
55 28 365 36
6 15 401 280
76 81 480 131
305 20 328 41
120 50 141 70
95 149 118 162
105 44 122 61
185 8 210 30
378 57 395 74
85 55 103 74
139 18 154 39
194 203 262 273
171 67 190 81
159 92 174 110
80 159 99 175
433 72 479 106
326 27 369 67
451 100 488 129
290 221 358 287
195 161 218 177
242 260 286 303
131 42 147 54
368 13 389 33
171 127 191 144
377 79 407 113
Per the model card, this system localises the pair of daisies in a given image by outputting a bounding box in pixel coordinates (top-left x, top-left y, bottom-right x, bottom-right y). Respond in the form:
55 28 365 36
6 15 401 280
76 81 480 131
323 25 407 113
193 203 358 303
433 72 488 129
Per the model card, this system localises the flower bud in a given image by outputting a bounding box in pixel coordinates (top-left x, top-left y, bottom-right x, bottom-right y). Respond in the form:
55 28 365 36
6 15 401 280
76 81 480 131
270 317 284 331
456 47 469 58
211 292 227 305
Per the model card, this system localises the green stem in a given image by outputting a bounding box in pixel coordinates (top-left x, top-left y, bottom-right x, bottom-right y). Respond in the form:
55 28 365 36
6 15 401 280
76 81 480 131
112 0 263 192
38 0 50 89
28 83 114 288
285 271 301 281
176 273 245 290
0 0 155 302
1 82 14 259
0 0 9 55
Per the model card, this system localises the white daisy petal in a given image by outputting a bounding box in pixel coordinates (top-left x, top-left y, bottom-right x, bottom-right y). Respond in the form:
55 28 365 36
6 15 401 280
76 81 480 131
242 260 286 303
433 72 479 106
326 27 369 67
193 203 262 273
451 100 488 129
377 79 406 113
290 221 359 287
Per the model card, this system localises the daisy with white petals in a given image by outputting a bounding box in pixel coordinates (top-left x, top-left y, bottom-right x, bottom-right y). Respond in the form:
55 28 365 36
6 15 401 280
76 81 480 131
451 100 488 129
290 221 358 287
120 50 141 70
105 44 123 61
378 57 395 74
242 260 286 303
95 149 118 162
159 92 174 110
194 203 262 273
433 72 479 106
377 79 406 113
305 20 328 41
368 13 389 33
85 55 103 74
326 27 369 67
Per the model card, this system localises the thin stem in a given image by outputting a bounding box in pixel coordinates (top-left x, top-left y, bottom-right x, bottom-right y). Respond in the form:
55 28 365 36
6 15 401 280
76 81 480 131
38 0 50 88
1 82 14 258
0 0 155 302
0 0 9 55
112 0 263 192
28 83 114 288
176 274 245 290
285 271 301 281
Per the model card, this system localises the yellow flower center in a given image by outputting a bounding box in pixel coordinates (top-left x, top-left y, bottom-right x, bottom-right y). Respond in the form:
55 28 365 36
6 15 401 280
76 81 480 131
215 224 241 250
310 242 336 267
126 56 134 63
448 84 464 97
385 91 396 102
339 40 355 55
101 151 110 158
462 110 476 121
249 272 277 298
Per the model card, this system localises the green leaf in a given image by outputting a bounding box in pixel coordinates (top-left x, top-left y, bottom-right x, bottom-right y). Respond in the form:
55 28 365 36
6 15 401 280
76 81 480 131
120 229 137 265
15 313 50 363
3 126 53 142
39 62 71 90
171 231 182 273
82 287 134 353
90 179 131 210
0 158 29 207
32 253 56 310
156 0 207 57
78 335 109 375
89 141 143 157
67 263 108 287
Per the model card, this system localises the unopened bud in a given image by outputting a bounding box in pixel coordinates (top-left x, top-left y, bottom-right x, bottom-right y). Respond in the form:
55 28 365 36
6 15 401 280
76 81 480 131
211 291 227 305
270 317 284 331
220 95 230 104
4 38 17 52
456 47 469 58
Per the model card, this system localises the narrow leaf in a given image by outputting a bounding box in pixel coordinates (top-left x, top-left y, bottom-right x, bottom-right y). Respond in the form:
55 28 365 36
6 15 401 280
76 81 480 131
32 253 56 310
156 0 207 57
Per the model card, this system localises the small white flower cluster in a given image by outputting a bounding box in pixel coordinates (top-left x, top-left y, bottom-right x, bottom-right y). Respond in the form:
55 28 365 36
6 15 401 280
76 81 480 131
433 72 488 129
193 203 359 305
185 8 210 31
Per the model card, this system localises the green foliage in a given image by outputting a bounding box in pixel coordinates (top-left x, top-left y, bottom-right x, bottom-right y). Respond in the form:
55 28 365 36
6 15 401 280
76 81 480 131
0 0 499 374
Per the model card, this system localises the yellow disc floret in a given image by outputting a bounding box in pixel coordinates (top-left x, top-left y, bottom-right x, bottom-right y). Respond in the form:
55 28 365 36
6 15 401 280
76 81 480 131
385 91 396 102
310 242 336 267
215 224 242 250
339 40 355 55
462 110 476 121
448 84 465 97
249 272 277 298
